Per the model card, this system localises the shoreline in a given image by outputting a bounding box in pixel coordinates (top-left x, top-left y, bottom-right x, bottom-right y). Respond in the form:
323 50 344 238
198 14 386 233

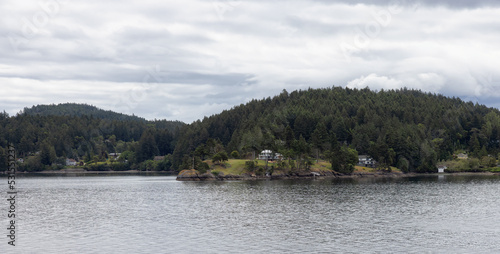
175 169 500 181
176 170 410 181
2 169 498 179
2 168 176 175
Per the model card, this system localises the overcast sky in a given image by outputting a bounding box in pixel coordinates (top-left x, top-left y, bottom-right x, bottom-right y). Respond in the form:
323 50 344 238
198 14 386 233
1 0 499 123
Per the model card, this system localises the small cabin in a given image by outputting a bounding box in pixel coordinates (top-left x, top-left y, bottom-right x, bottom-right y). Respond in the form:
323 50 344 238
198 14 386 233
66 158 77 166
437 166 447 173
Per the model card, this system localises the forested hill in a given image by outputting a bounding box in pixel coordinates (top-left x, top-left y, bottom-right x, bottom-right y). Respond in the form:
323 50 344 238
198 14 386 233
173 87 500 172
22 103 185 133
1 87 500 173
0 104 185 172
23 103 146 122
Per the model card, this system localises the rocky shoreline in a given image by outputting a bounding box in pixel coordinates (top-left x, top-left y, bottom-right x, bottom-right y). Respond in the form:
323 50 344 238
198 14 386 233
6 168 176 174
5 169 497 179
176 169 413 181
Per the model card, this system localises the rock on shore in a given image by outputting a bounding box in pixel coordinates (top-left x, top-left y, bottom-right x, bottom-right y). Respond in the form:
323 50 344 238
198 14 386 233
175 169 394 181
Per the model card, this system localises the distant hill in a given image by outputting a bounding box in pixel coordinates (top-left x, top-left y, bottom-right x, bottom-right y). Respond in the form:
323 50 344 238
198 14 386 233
0 102 186 172
3 88 500 173
22 103 185 133
23 103 146 122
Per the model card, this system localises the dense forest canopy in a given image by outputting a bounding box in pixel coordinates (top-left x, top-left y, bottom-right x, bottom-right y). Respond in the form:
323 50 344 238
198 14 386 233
23 103 147 122
1 87 500 173
0 104 184 171
172 87 500 172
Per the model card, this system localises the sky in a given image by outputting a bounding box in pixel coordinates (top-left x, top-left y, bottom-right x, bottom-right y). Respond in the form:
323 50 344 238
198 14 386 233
1 0 500 123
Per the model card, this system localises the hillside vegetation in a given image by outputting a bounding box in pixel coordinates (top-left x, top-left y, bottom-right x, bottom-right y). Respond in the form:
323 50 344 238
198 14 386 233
0 104 184 172
173 87 500 173
1 87 500 174
23 103 146 122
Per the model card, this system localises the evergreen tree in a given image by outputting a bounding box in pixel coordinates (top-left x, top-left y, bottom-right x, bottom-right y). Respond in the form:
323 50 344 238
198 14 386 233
0 146 7 171
284 125 295 149
311 122 328 161
136 128 159 163
40 141 56 166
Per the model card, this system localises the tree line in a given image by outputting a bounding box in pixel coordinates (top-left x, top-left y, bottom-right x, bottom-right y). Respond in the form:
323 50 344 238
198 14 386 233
0 105 183 172
172 87 500 173
1 87 500 173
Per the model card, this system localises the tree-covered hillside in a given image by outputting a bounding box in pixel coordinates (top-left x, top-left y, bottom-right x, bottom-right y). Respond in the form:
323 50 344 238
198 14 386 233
22 103 185 135
0 104 185 172
23 103 181 129
24 102 146 121
173 87 500 172
1 87 500 173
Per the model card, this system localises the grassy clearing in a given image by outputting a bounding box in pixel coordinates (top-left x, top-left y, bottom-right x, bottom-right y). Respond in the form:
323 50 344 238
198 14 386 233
488 168 500 173
310 161 332 172
353 165 402 173
209 159 335 175
207 159 403 175
208 159 247 175
354 166 375 173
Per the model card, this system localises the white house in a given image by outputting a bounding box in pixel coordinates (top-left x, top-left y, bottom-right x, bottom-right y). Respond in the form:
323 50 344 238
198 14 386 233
357 155 377 168
66 158 77 166
258 150 283 160
109 153 121 159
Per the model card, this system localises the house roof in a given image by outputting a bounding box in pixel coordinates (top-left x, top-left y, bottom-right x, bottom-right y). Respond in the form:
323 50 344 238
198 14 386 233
154 156 165 161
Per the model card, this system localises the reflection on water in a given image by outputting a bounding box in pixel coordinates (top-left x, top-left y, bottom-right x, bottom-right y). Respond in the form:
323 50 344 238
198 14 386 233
4 174 500 253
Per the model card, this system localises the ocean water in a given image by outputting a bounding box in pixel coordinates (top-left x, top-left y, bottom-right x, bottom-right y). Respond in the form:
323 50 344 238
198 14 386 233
2 174 500 253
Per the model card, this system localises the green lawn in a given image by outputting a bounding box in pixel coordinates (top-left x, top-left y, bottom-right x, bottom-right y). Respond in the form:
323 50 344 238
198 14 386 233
209 159 247 175
207 159 404 176
209 159 335 175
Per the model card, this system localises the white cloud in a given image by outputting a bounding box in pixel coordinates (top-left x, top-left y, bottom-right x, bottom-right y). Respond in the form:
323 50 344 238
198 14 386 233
347 74 402 90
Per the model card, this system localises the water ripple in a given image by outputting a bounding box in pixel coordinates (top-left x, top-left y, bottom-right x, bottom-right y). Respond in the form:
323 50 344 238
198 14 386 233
5 175 500 253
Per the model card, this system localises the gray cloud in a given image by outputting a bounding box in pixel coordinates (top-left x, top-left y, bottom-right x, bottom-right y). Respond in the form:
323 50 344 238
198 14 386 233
1 0 500 122
312 0 500 8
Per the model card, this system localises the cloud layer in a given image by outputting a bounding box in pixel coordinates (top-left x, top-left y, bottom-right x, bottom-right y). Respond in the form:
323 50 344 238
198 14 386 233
1 0 500 122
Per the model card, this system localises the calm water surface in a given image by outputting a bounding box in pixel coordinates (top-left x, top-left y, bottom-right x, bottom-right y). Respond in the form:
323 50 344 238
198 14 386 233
2 174 500 253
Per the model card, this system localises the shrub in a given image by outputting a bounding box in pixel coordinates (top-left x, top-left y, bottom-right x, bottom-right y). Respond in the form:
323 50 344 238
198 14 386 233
268 166 274 175
245 160 257 172
85 163 111 171
231 150 240 159
197 162 209 172
140 160 155 171
468 158 480 171
481 156 496 168
110 162 130 171
276 160 287 169
212 151 229 165
198 167 207 174
255 167 265 176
